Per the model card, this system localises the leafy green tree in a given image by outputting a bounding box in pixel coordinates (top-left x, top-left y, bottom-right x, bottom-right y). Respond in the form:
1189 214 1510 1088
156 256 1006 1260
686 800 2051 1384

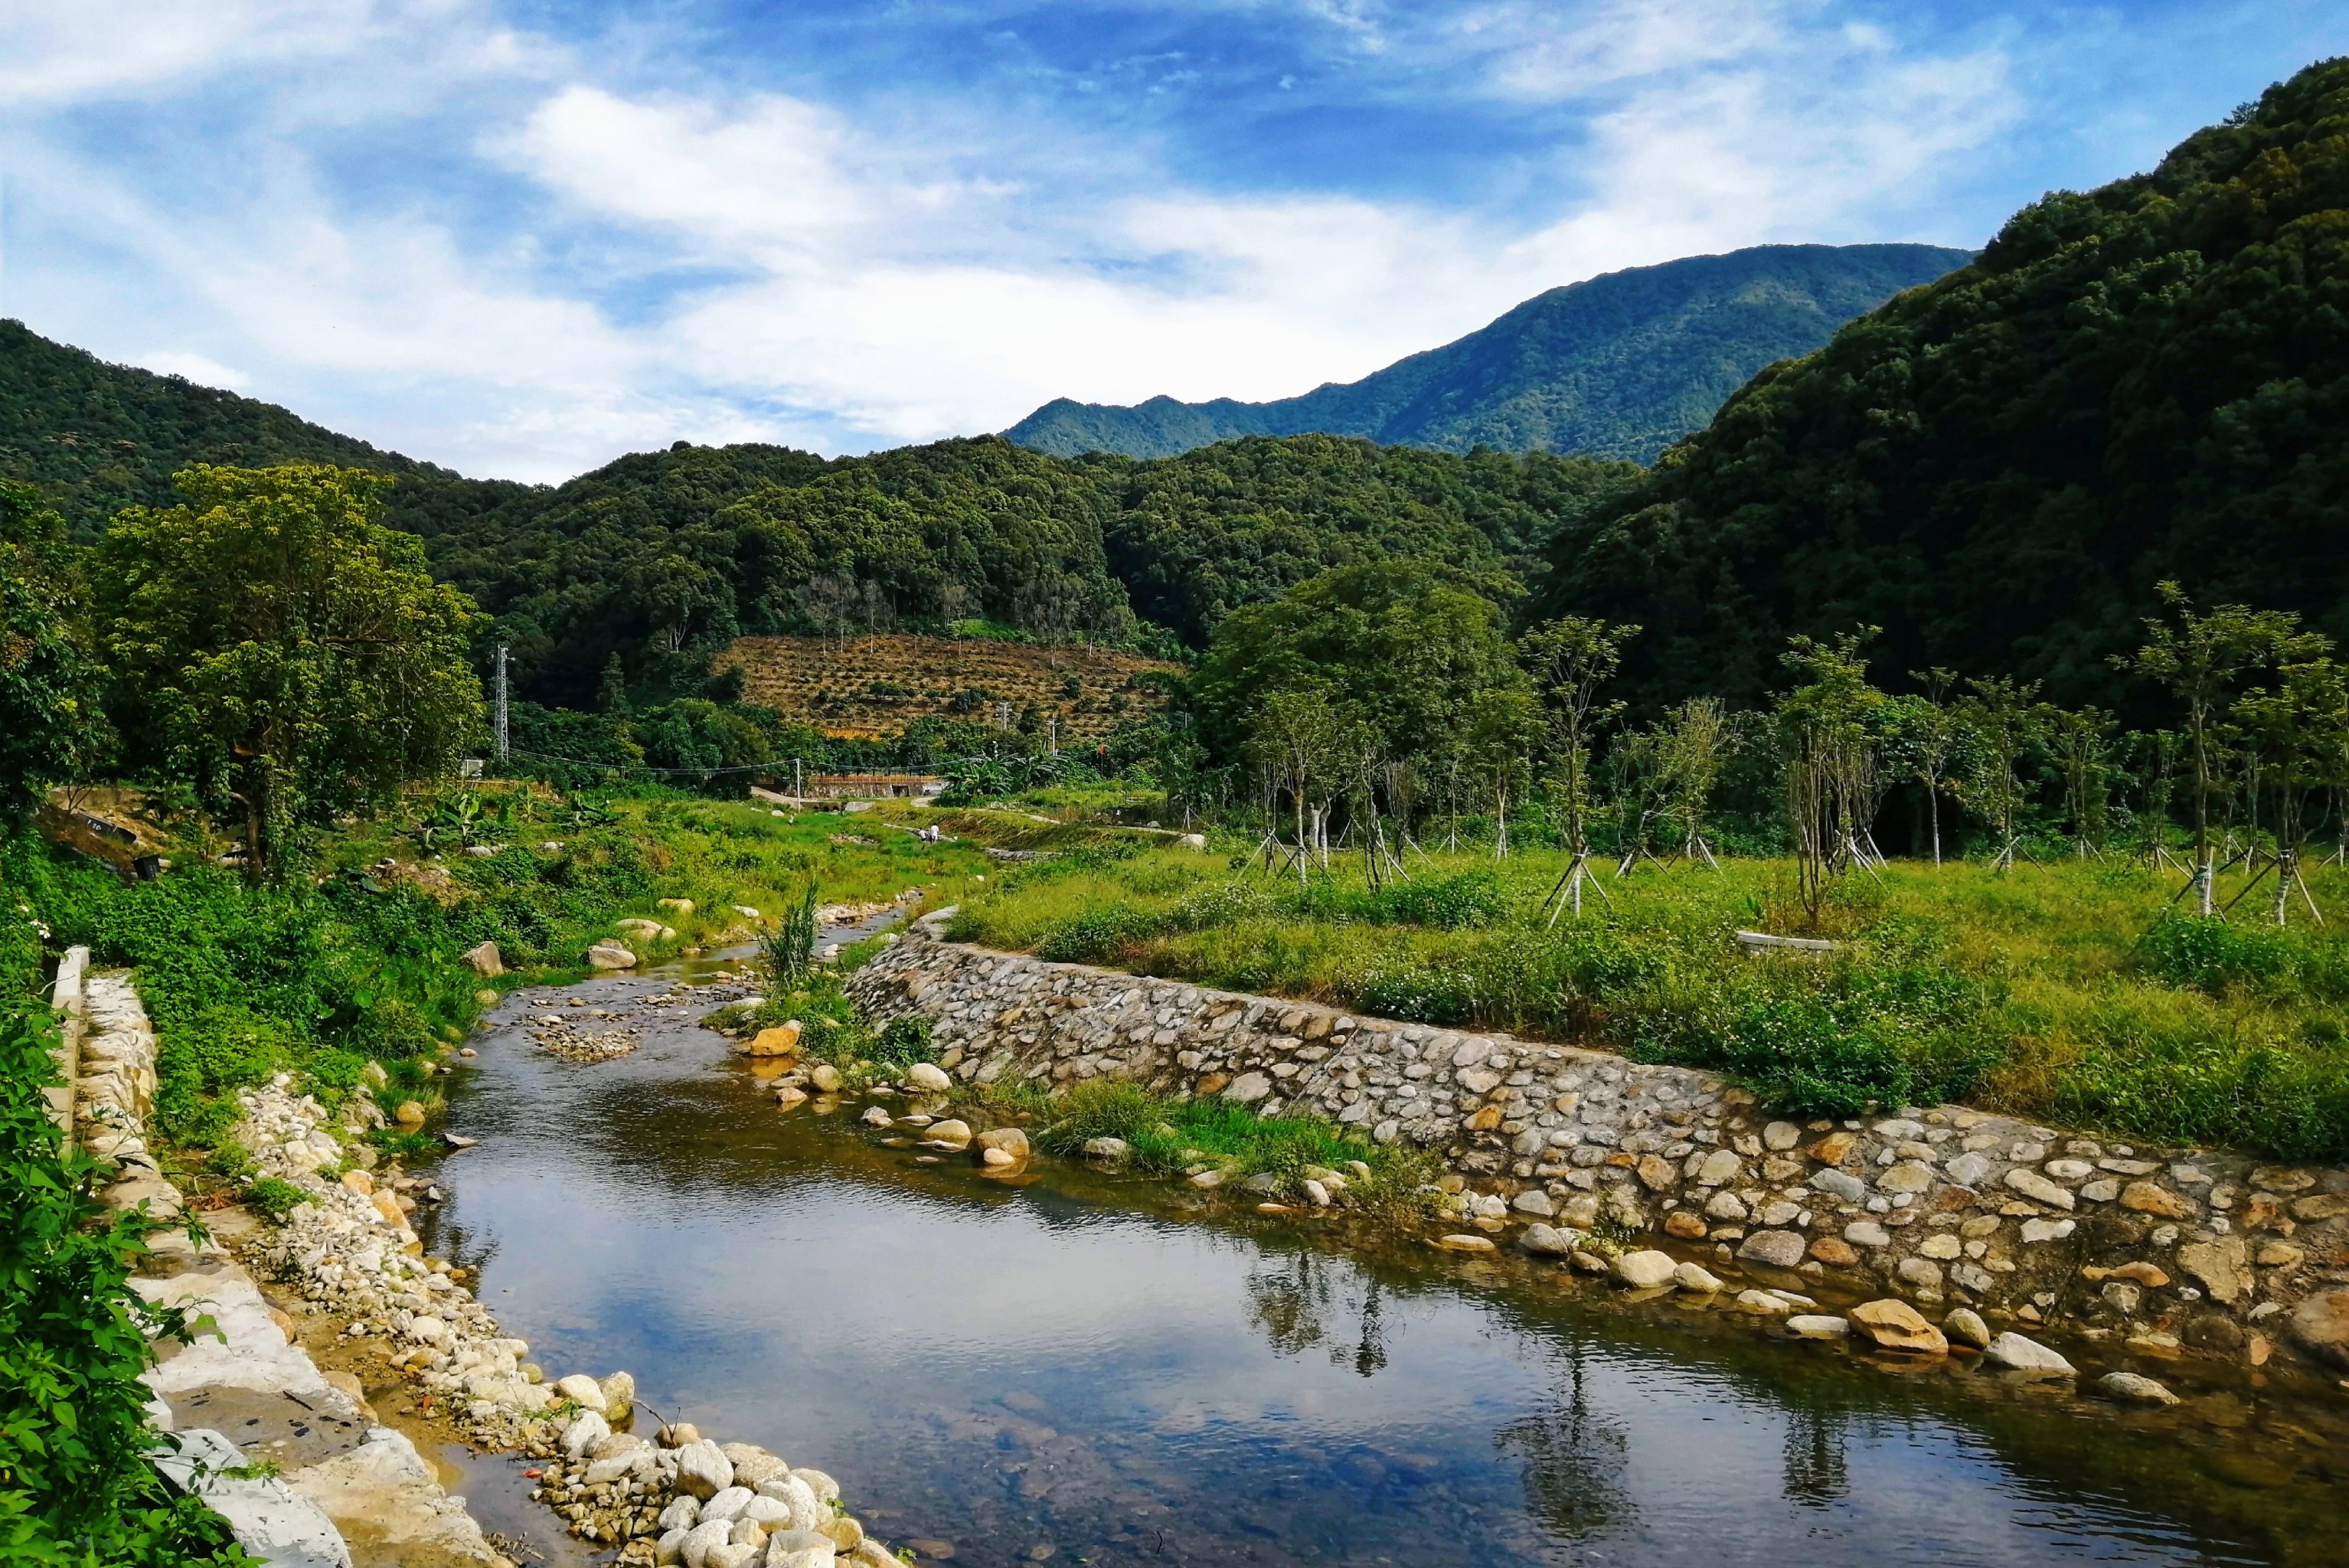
2234 655 2349 924
95 465 485 880
1189 560 1524 771
1777 632 1886 918
2047 705 2117 858
1521 616 1638 865
2116 583 2320 910
0 482 103 821
1954 677 2052 874
1882 669 1963 865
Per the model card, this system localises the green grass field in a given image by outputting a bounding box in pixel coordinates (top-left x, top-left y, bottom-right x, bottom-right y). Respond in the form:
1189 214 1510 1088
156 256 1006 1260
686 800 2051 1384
937 830 2349 1161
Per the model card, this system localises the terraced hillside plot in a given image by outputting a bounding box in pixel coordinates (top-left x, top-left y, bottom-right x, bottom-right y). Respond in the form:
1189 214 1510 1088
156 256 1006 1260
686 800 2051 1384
714 633 1178 738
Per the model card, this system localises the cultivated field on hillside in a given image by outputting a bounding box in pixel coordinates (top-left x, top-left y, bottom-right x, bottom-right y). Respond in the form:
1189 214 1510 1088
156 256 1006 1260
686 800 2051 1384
714 633 1178 739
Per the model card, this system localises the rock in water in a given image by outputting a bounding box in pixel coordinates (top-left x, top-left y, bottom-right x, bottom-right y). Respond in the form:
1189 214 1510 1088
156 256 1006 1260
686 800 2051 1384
1981 1332 2075 1377
1736 1230 1807 1269
1786 1315 1851 1339
586 942 638 970
677 1439 735 1500
810 1064 844 1093
600 1370 635 1423
1942 1308 1992 1350
1612 1250 1679 1289
1518 1223 1579 1256
743 1023 803 1057
1083 1137 1128 1161
2096 1371 2181 1405
2289 1286 2349 1369
923 1119 972 1148
974 1127 1030 1164
554 1374 607 1411
1673 1262 1724 1293
906 1062 952 1092
1850 1298 1949 1354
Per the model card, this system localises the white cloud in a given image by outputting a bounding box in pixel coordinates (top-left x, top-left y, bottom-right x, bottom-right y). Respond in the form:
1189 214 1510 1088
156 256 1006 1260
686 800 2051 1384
2 0 2037 478
135 351 252 389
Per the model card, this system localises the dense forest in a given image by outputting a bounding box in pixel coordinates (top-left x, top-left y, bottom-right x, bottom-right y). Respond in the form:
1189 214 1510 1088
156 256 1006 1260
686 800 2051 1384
1538 58 2349 719
1005 243 1970 462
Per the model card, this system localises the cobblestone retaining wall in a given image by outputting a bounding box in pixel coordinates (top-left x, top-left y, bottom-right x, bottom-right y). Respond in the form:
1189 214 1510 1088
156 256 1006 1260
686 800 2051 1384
849 928 2349 1372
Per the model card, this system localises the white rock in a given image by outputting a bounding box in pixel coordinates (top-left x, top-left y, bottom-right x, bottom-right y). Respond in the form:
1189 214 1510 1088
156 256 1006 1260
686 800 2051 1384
677 1439 735 1500
906 1062 952 1093
754 1474 825 1532
1736 1289 1794 1315
1981 1332 2075 1377
561 1410 610 1459
1674 1262 1724 1293
740 1496 796 1527
658 1527 691 1566
702 1486 756 1524
789 1467 840 1504
553 1374 607 1411
682 1518 737 1568
1612 1250 1679 1289
707 1544 763 1568
2096 1371 2181 1405
763 1530 838 1568
1786 1315 1851 1339
660 1498 704 1532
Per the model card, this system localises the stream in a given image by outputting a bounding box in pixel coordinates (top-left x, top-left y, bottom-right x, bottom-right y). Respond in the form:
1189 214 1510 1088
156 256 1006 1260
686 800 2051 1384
420 943 2349 1568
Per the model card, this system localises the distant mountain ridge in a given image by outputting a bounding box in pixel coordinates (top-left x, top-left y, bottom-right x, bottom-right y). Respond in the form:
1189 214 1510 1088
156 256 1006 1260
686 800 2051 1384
1005 243 1973 462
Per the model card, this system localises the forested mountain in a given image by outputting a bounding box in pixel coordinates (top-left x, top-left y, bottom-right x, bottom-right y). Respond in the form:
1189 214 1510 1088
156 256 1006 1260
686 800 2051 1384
1536 57 2349 717
1004 243 1971 462
0 315 1634 704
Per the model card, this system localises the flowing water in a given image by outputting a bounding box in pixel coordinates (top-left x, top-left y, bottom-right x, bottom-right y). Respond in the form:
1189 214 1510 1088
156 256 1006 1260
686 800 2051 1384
421 949 2349 1568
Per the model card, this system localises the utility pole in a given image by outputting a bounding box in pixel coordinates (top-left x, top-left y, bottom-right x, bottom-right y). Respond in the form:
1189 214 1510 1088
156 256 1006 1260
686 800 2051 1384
1047 716 1059 754
494 643 510 764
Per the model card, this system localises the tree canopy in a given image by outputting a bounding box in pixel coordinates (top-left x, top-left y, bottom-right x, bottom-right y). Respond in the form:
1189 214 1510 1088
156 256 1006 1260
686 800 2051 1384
1537 57 2349 717
95 464 484 877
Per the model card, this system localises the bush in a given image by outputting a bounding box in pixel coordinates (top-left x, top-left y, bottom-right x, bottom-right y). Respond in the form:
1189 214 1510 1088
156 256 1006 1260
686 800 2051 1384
2136 914 2297 995
0 1004 252 1564
870 1014 936 1070
243 1178 312 1223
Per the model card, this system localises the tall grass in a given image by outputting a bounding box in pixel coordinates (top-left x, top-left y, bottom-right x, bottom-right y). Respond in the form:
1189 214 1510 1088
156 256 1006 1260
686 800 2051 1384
952 840 2349 1160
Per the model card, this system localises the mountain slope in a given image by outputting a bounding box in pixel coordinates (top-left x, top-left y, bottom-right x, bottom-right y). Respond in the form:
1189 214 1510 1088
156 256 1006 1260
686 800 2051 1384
0 320 511 538
1005 243 1973 462
1535 57 2349 715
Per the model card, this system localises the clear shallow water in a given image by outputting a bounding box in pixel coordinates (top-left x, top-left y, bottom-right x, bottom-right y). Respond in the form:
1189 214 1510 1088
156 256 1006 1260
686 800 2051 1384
423 960 2349 1568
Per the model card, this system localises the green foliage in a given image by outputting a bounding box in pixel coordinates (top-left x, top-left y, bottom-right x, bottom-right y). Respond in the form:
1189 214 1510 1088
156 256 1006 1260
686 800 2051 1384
0 483 104 822
762 884 822 986
1007 243 1969 462
242 1178 312 1223
0 1004 252 1565
869 1014 936 1070
1540 60 2349 717
94 465 485 878
2135 915 2304 997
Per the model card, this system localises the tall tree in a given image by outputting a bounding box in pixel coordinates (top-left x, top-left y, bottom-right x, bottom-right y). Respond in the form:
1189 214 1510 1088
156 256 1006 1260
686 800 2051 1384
2115 583 2319 912
1777 632 1885 919
96 465 485 880
1954 677 2052 874
1522 616 1638 871
0 482 103 821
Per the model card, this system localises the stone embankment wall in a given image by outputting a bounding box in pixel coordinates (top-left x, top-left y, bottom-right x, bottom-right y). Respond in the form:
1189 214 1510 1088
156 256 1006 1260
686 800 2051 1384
52 949 497 1568
848 928 2349 1374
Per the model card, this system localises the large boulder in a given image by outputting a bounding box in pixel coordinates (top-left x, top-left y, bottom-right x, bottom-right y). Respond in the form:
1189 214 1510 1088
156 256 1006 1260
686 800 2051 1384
1849 1298 1949 1354
741 1023 803 1058
1736 1230 1806 1269
462 941 504 977
677 1439 735 1500
1981 1332 2074 1377
586 943 638 971
1612 1250 1679 1289
2289 1287 2349 1369
974 1127 1030 1165
906 1062 952 1093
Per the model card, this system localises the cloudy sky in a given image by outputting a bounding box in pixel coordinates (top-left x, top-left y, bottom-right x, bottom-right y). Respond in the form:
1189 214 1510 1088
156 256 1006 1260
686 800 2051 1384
2 2 2339 482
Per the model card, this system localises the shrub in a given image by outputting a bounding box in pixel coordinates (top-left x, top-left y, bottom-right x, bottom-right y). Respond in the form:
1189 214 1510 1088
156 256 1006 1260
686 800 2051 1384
2136 914 2296 995
0 1005 251 1564
870 1014 936 1070
243 1177 312 1223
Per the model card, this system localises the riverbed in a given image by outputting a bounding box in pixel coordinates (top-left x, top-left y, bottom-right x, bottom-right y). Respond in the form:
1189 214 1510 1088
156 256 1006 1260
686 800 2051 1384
420 953 2349 1568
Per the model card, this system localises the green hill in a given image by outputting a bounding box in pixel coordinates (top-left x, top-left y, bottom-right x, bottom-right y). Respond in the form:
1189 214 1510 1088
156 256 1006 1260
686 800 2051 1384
1536 57 2349 714
0 316 1633 704
1004 243 1972 462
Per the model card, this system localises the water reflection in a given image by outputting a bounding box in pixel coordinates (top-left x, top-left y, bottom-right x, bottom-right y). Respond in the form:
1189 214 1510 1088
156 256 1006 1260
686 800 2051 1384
418 968 2347 1568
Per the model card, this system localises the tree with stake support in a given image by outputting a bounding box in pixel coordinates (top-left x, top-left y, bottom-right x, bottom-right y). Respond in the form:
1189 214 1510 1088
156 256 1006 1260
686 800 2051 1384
2115 584 2318 915
1525 616 1636 921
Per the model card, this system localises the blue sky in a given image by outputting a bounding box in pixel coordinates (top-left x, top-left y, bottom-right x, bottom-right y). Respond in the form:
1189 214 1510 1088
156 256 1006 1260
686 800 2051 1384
2 1 2341 481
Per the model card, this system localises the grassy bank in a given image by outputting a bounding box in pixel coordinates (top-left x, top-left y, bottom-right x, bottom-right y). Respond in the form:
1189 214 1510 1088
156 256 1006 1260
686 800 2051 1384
946 838 2349 1161
5 789 989 1156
